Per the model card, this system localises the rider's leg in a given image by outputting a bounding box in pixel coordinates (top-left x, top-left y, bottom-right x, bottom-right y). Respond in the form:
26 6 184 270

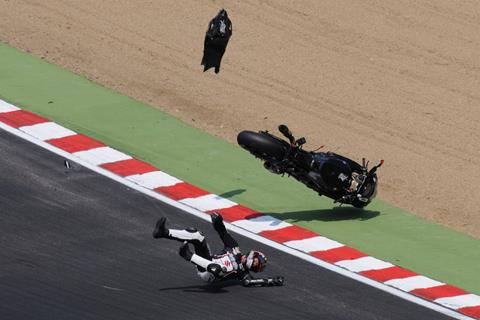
153 217 205 245
167 227 212 262
211 212 239 248
168 228 205 243
179 240 220 277
153 217 213 273
179 241 213 274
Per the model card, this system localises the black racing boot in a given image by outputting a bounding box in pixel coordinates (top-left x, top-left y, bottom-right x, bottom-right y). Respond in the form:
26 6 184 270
211 212 226 233
152 217 169 239
211 212 239 248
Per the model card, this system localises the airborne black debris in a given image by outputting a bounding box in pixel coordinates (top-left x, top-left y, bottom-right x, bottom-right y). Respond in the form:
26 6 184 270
64 159 71 169
201 9 232 74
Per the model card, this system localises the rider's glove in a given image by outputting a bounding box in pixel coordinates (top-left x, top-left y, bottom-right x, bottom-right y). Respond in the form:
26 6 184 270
242 276 285 287
272 276 285 286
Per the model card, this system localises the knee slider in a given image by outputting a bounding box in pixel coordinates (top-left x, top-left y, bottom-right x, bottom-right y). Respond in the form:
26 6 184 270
185 227 205 243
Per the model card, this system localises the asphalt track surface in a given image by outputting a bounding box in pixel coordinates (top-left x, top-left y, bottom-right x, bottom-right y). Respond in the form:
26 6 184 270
0 129 456 320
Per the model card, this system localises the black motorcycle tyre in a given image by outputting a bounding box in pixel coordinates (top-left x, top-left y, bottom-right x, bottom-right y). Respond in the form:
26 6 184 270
351 175 377 208
237 131 289 161
352 199 368 209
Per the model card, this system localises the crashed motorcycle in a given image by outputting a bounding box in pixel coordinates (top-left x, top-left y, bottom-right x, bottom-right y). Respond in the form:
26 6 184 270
237 125 383 208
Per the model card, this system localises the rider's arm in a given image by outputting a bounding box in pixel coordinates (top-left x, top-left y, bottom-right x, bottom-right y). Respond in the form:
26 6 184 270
242 276 285 287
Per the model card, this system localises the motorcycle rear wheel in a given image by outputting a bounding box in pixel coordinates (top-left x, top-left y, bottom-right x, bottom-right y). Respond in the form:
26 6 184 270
237 131 288 160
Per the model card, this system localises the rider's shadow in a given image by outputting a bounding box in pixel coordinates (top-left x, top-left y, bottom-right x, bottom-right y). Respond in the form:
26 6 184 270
268 207 380 222
158 280 239 294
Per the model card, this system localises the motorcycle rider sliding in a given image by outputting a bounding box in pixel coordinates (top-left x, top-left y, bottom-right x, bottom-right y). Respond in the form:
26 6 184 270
152 212 284 287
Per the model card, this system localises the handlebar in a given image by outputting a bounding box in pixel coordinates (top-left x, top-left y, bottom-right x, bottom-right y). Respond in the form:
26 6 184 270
278 124 295 145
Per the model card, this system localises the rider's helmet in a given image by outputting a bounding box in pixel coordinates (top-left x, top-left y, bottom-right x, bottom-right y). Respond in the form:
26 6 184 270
246 250 267 272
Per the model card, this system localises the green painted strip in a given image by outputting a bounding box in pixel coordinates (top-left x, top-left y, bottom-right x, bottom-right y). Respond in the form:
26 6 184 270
1 43 479 294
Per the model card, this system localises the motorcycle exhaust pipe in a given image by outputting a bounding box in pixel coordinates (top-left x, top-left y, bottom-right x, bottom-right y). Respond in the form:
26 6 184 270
264 161 274 173
264 161 283 174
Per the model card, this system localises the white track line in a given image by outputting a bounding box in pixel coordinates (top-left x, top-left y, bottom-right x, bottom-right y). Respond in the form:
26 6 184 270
436 295 480 310
179 194 237 212
386 276 444 292
73 146 132 166
20 122 76 141
232 215 292 233
335 256 394 273
0 121 474 320
284 236 343 253
126 171 182 189
0 100 20 112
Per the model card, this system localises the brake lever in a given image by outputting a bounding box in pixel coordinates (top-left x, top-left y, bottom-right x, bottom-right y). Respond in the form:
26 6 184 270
368 160 384 175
